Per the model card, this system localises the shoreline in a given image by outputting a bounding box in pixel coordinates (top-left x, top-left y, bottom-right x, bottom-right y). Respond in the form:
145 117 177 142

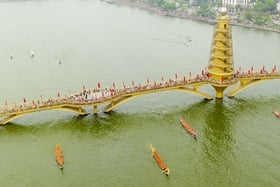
107 0 280 33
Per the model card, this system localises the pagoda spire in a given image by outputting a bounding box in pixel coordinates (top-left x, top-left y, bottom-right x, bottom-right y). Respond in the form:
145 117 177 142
207 7 235 98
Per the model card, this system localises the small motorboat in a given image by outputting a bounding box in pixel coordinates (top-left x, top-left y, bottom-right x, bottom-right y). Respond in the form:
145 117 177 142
272 110 280 118
179 119 197 139
55 144 64 169
150 144 170 176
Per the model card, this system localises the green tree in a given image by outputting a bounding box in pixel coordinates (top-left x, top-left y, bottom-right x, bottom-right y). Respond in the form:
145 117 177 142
244 11 253 20
193 0 209 8
235 4 242 12
263 0 276 11
254 1 265 11
216 0 223 6
253 0 276 12
162 2 177 10
197 7 216 18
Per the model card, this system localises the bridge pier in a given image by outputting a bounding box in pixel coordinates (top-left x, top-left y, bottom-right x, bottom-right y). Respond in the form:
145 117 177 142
212 85 227 99
93 105 98 114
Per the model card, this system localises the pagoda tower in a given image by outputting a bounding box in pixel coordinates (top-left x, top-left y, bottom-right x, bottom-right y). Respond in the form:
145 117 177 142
207 7 235 98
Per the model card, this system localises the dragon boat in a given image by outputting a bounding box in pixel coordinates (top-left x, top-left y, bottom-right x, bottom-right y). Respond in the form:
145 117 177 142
179 119 197 139
150 144 170 176
55 144 64 169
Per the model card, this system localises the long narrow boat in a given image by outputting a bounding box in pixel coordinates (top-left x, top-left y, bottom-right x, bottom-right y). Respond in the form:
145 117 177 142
179 119 197 139
272 110 280 118
150 144 170 176
55 144 64 169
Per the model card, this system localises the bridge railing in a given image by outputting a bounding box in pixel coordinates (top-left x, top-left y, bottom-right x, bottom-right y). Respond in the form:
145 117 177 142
0 76 209 116
1 71 279 116
236 70 280 79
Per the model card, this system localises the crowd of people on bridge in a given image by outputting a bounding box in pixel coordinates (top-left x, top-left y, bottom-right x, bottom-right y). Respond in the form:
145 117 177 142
0 65 278 115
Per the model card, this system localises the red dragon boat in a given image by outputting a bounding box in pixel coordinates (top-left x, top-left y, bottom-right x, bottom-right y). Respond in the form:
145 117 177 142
55 144 64 169
179 119 197 139
272 110 280 118
150 144 170 176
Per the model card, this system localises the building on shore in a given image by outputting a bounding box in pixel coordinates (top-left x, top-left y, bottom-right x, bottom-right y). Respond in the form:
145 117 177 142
222 0 249 7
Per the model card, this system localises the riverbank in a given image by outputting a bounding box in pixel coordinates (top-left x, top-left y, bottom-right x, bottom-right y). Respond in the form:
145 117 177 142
106 0 280 33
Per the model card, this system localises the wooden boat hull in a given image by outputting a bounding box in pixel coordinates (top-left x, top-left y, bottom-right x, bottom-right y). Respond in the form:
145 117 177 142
272 110 280 118
179 119 197 138
55 144 64 169
150 144 169 176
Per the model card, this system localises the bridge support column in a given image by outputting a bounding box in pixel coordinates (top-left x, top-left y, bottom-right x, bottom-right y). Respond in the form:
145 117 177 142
93 105 98 114
212 86 227 99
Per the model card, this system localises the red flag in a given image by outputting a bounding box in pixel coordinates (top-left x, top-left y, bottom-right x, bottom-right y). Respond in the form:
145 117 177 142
23 97 26 103
97 82 101 89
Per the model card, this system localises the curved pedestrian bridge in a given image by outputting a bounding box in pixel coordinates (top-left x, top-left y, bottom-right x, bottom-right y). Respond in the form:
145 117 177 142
1 71 279 125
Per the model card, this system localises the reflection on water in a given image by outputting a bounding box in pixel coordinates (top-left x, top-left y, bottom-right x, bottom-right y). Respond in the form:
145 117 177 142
203 100 234 164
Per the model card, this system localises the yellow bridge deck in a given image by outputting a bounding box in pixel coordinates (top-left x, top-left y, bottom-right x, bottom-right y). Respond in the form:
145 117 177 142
1 72 279 125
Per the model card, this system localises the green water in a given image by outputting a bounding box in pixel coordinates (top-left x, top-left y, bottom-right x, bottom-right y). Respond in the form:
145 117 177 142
0 0 280 186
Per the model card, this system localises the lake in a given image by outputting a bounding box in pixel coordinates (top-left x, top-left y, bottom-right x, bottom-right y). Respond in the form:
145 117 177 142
0 0 280 186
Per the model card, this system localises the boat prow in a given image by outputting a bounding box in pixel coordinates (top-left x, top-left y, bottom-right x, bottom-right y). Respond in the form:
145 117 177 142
150 144 170 176
272 110 280 118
